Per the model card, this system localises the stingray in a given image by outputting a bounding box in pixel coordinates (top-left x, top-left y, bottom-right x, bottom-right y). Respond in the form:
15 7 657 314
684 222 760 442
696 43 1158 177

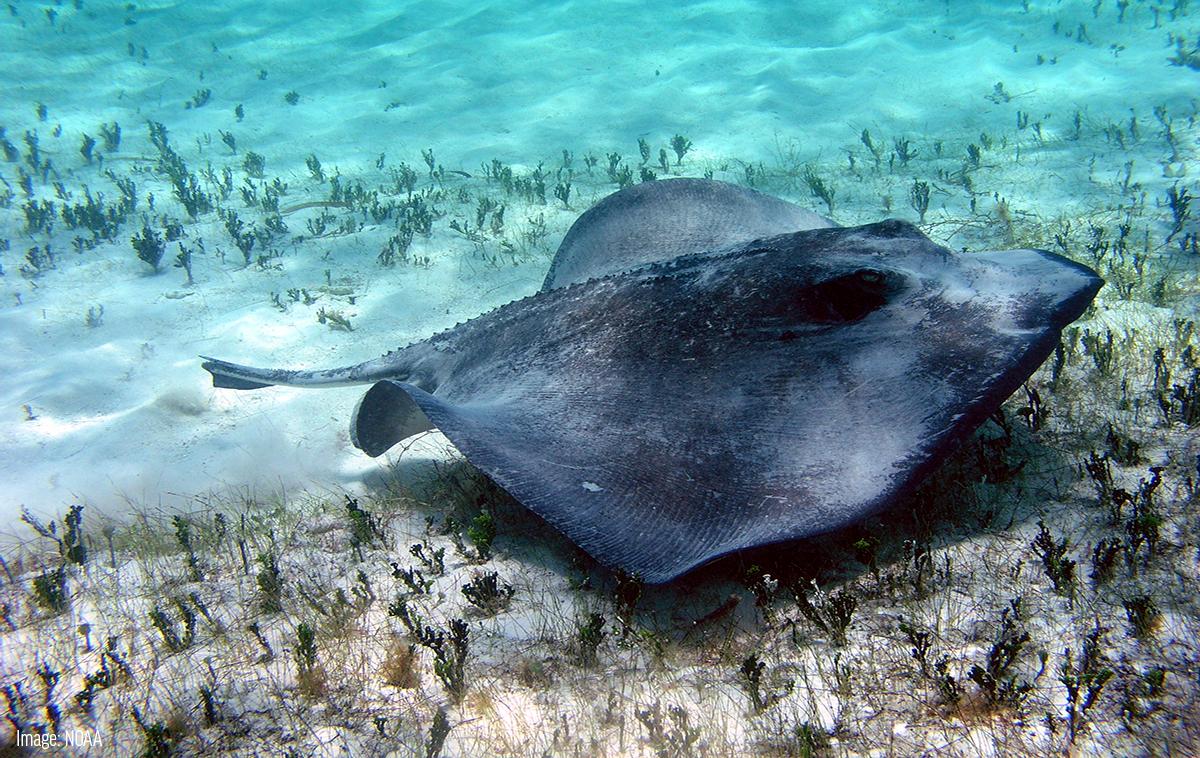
202 179 1102 583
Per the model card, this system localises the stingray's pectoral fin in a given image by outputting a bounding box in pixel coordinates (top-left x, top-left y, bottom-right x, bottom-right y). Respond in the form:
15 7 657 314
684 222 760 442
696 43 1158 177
351 380 436 456
201 357 277 390
347 380 729 583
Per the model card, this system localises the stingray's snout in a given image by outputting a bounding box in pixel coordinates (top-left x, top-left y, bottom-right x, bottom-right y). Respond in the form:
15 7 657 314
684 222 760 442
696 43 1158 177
965 248 1103 330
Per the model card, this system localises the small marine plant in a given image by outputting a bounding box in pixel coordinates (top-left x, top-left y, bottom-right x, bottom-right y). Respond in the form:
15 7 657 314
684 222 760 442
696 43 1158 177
316 307 353 331
606 152 624 181
1031 520 1076 602
22 505 87 566
23 129 40 170
742 564 781 622
185 88 211 109
635 701 702 757
1090 538 1122 586
461 571 514 615
968 598 1033 708
148 598 196 653
1124 595 1161 639
802 165 835 214
147 120 212 218
892 136 918 166
410 542 445 575
909 179 930 223
1060 625 1113 743
172 515 202 582
467 509 496 562
242 151 265 178
426 708 452 758
739 653 792 713
860 129 883 169
792 579 857 646
131 706 174 758
174 244 194 285
576 612 606 668
131 223 166 271
345 495 383 556
899 618 962 705
380 638 419 688
31 566 68 614
248 622 274 663
554 180 571 209
387 601 471 700
79 133 96 164
1122 466 1165 565
294 622 327 697
99 121 121 151
199 685 222 726
1166 184 1191 242
24 201 57 235
256 551 284 613
74 636 132 713
966 143 982 170
306 153 325 183
638 137 651 164
670 134 692 165
613 571 644 631
392 561 431 595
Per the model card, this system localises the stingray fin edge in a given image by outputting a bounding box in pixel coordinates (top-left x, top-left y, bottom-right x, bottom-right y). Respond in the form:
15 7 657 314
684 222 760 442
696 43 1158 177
348 380 731 583
351 380 436 456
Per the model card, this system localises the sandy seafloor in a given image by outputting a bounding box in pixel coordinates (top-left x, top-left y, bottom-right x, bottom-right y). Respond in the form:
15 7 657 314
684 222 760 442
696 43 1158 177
0 0 1199 755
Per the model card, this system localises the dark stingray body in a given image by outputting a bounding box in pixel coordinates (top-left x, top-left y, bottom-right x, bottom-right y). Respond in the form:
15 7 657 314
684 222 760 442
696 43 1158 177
542 178 833 289
203 183 1101 582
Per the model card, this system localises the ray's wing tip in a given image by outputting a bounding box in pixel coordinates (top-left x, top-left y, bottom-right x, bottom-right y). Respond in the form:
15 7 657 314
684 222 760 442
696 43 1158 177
1028 247 1104 281
1030 248 1105 323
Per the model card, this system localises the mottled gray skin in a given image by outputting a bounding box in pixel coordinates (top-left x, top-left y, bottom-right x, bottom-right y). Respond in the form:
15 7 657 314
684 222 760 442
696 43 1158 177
542 178 833 290
203 185 1101 583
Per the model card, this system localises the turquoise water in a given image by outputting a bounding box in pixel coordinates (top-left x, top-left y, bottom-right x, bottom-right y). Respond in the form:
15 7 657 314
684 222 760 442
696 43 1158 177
0 0 1195 523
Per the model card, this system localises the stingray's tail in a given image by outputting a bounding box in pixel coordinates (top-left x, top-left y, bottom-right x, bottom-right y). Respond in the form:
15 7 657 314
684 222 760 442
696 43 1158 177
201 356 370 390
201 357 283 389
201 351 419 390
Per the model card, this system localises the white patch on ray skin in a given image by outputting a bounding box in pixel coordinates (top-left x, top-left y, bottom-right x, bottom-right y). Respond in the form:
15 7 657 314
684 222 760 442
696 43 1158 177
970 249 1099 331
921 267 976 308
581 481 604 492
765 341 930 527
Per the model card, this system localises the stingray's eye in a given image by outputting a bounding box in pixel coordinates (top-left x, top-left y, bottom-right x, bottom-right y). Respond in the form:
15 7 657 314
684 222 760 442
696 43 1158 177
803 269 892 323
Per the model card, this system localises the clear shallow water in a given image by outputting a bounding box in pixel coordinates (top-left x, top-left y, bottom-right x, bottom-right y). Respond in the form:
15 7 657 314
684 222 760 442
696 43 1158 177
0 0 1195 524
